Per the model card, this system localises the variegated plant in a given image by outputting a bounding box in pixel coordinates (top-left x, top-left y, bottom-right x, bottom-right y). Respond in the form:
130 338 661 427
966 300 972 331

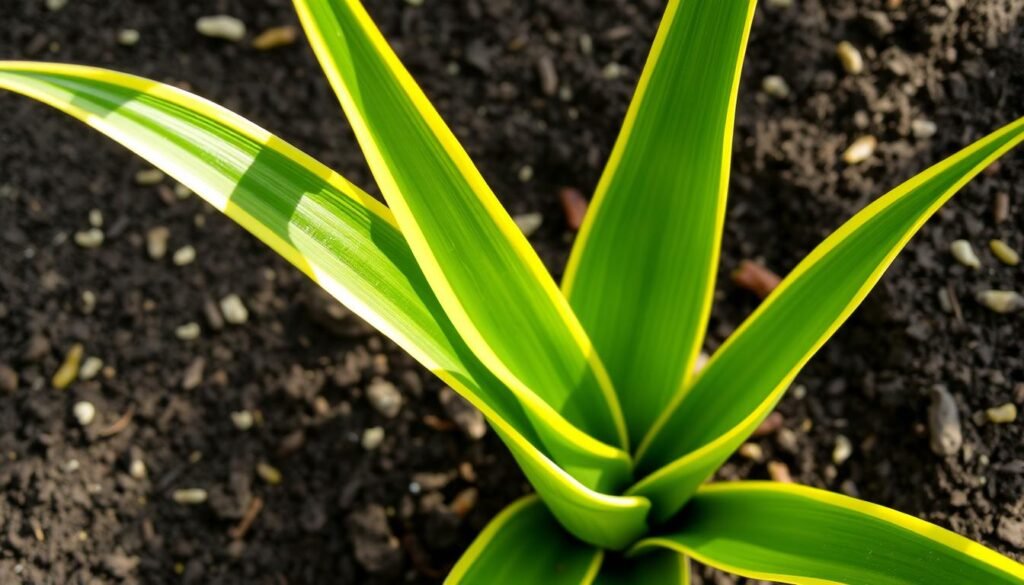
2 1 1023 583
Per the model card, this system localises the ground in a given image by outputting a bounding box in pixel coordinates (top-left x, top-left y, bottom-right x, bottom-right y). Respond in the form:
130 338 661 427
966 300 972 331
0 0 1022 583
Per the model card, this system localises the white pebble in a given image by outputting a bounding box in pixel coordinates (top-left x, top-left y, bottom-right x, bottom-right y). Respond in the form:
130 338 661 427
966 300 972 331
517 165 534 183
88 209 103 228
174 184 192 199
911 119 937 139
134 168 165 186
230 410 254 431
172 245 196 266
117 29 140 46
172 488 208 505
219 294 249 325
950 239 981 269
989 239 1020 266
196 15 247 42
366 378 403 418
361 426 385 450
74 228 104 249
81 290 96 314
842 135 877 164
761 75 791 99
977 290 1024 314
73 401 96 426
513 213 544 237
832 434 853 465
129 458 147 479
146 226 170 260
46 0 67 11
601 62 624 80
174 322 201 341
79 356 103 381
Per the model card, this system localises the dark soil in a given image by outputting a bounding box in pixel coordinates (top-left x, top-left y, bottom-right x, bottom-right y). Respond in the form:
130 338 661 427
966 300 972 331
1 0 1023 583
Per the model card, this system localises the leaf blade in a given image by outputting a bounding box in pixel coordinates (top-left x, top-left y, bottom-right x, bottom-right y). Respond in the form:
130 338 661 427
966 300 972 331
0 62 638 526
633 117 1024 520
447 496 603 585
294 0 628 449
630 482 1024 585
562 0 756 445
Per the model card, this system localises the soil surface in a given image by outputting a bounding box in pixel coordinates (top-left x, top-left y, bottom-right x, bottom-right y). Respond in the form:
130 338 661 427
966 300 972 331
2 0 1023 583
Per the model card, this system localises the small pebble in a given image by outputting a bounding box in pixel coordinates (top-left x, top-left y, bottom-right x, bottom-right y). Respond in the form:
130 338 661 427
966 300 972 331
578 34 593 56
993 192 1010 224
52 343 84 390
181 357 205 391
911 119 937 139
72 401 96 426
256 462 283 485
986 403 1018 424
601 62 624 80
977 290 1024 314
88 209 103 228
439 387 487 440
405 0 424 5
146 226 170 260
81 290 96 314
174 322 201 341
117 29 140 46
367 378 403 418
949 239 981 269
74 228 104 248
174 184 192 199
46 0 68 11
0 363 17 393
220 294 249 325
361 426 385 450
767 460 793 483
842 135 877 164
129 458 147 479
517 165 534 183
766 0 793 6
836 41 864 75
731 260 781 299
559 187 589 231
928 385 962 456
196 15 246 42
513 212 544 237
79 356 103 381
172 245 196 266
134 168 164 186
536 55 559 96
752 411 784 437
737 443 764 462
450 487 479 517
251 25 297 50
989 239 1019 266
761 75 790 99
172 488 208 505
832 434 853 465
231 410 254 431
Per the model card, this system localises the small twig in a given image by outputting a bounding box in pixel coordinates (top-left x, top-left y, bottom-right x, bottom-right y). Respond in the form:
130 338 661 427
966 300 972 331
228 496 264 541
97 405 136 438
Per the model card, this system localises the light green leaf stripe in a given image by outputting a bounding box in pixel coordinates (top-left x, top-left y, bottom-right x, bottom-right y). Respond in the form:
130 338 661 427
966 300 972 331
630 482 1024 585
0 62 638 518
632 116 1024 521
562 0 756 446
446 496 603 585
594 550 689 585
293 0 629 450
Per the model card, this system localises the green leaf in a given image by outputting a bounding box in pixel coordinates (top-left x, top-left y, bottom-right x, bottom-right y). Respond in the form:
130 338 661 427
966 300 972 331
0 64 641 538
595 550 689 585
294 0 628 450
447 496 603 585
630 482 1024 585
562 0 756 445
632 116 1024 521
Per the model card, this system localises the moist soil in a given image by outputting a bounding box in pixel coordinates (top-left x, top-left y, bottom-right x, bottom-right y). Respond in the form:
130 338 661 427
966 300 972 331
1 0 1023 583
